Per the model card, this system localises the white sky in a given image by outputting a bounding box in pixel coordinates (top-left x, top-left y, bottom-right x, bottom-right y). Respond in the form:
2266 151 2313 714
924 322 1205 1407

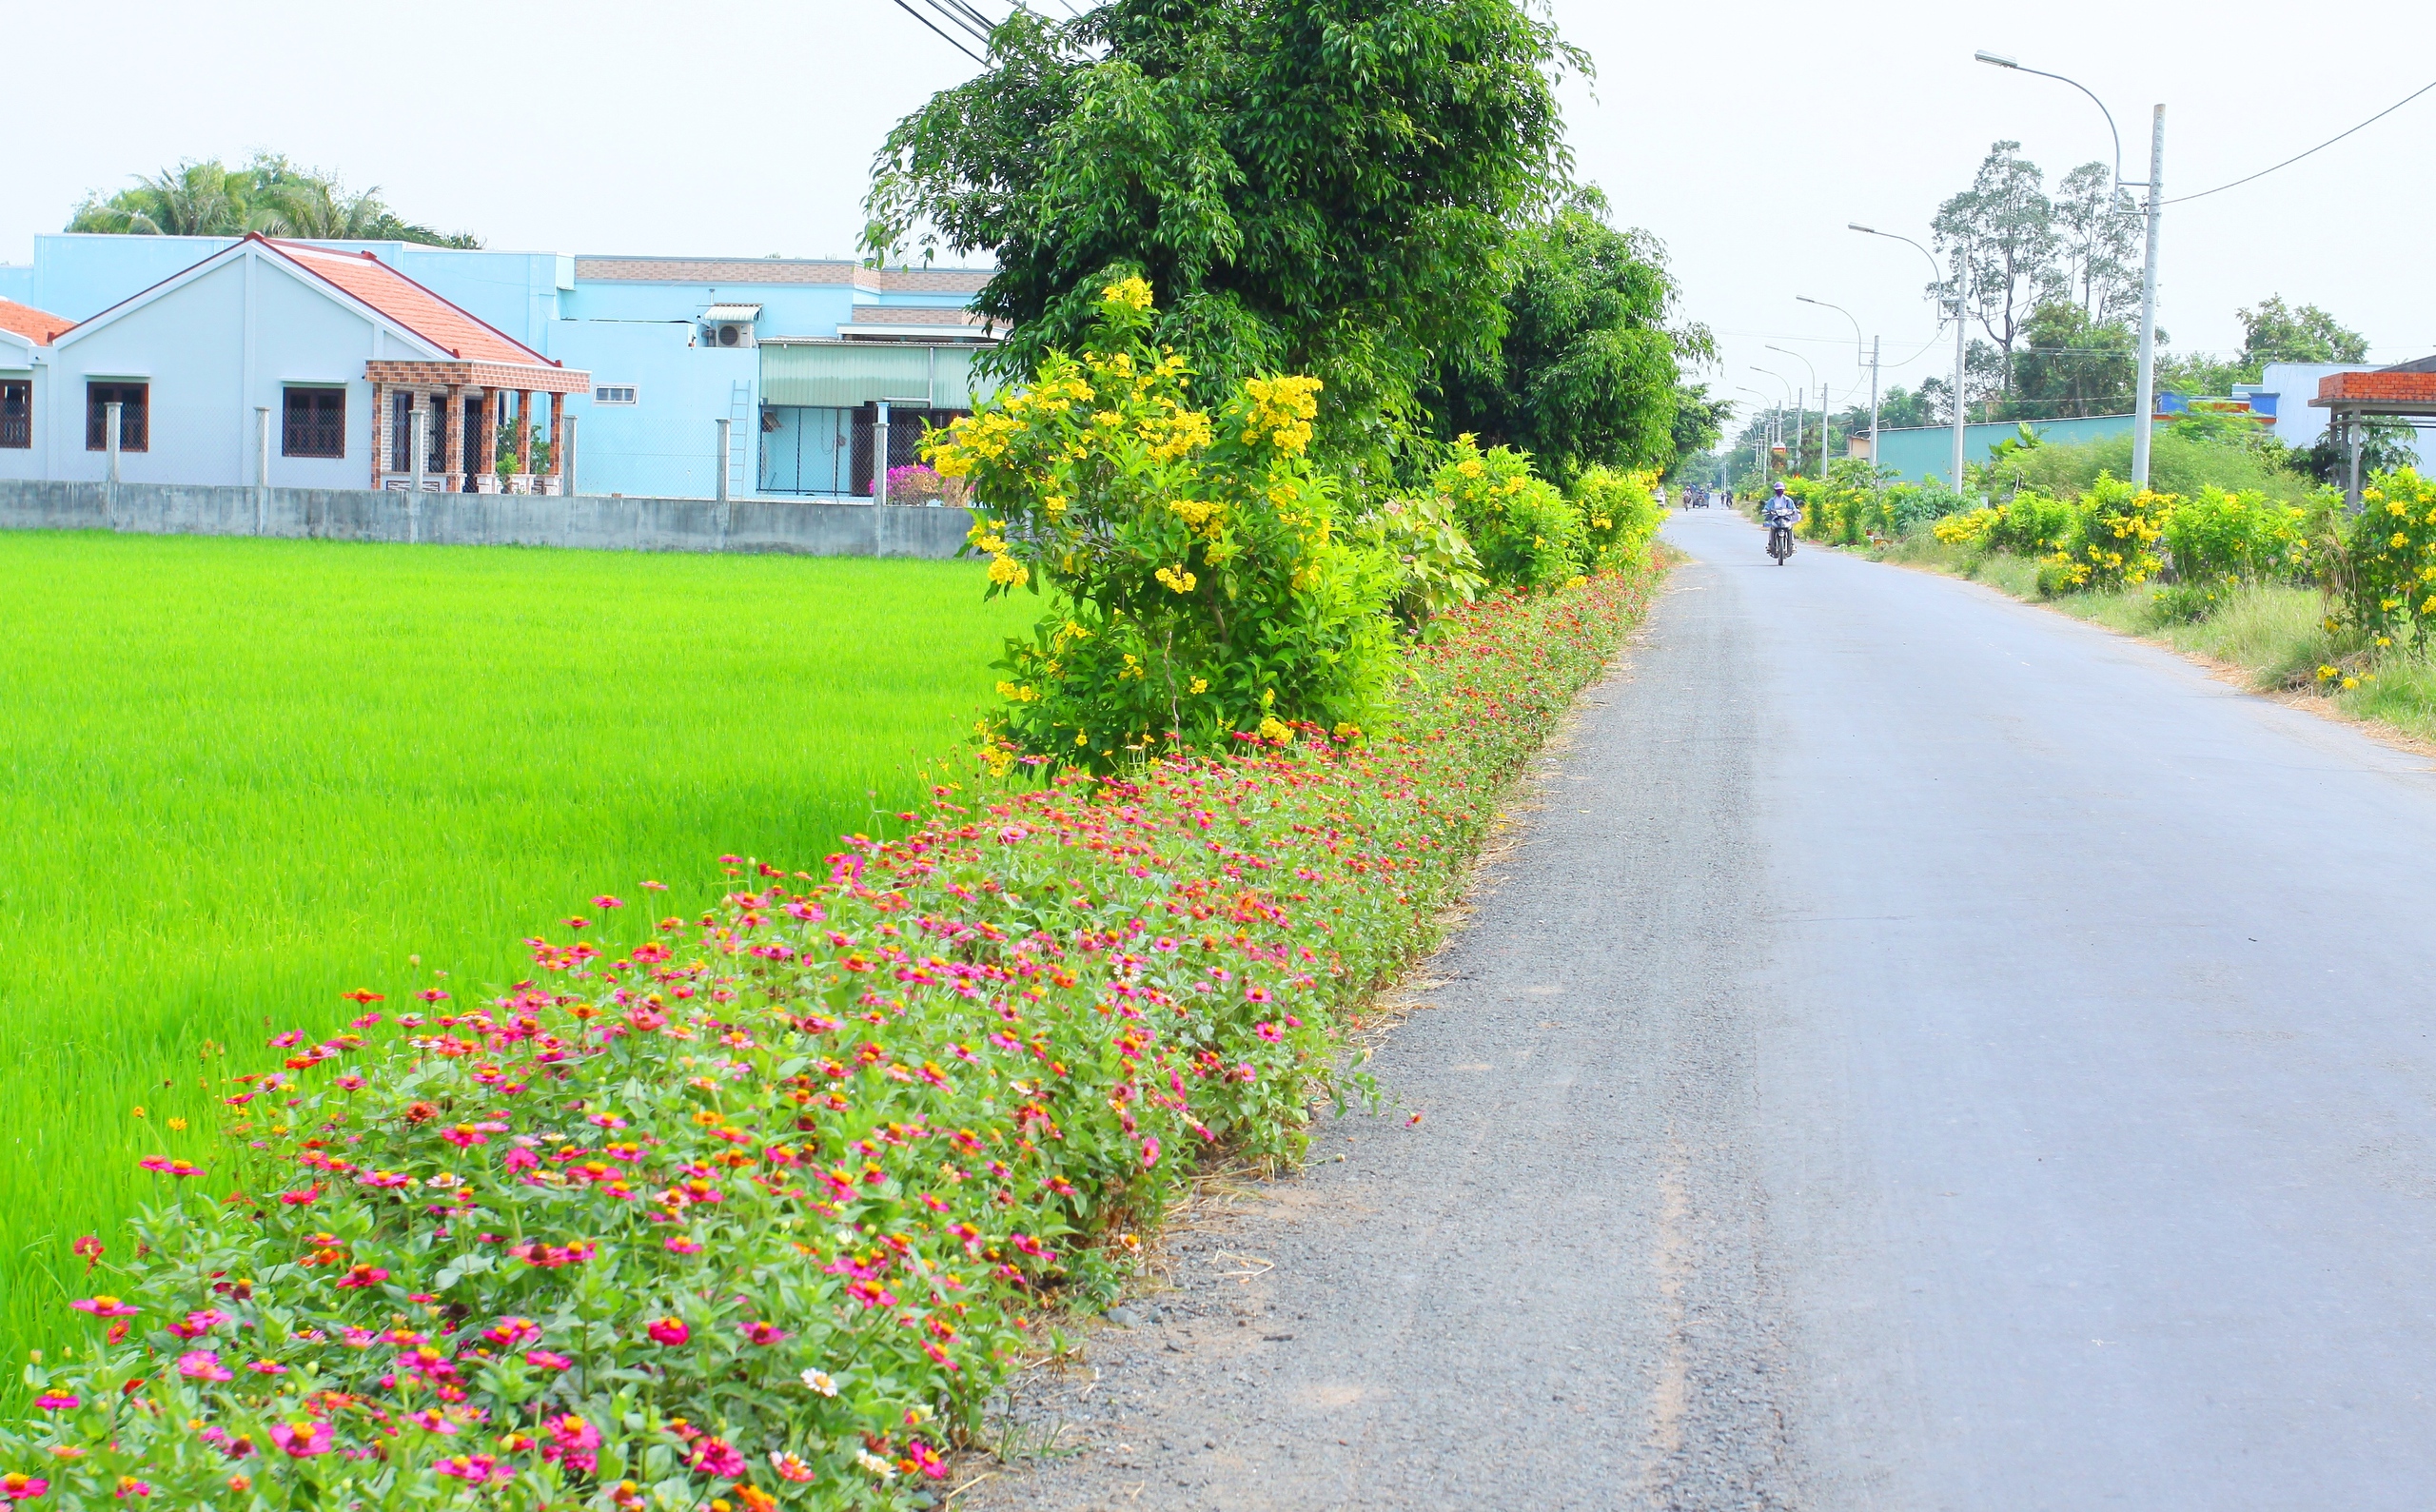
7 0 2428 426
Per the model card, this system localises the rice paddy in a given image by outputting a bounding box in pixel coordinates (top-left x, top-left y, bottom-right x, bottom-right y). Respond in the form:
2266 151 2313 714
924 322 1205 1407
0 530 1031 1368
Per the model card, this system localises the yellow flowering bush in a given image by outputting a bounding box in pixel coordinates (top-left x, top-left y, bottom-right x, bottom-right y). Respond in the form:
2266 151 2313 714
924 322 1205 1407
1428 436 1585 592
2038 475 2170 593
1569 465 1667 571
1932 506 1999 548
2330 467 2436 644
2160 484 2313 586
925 279 1396 772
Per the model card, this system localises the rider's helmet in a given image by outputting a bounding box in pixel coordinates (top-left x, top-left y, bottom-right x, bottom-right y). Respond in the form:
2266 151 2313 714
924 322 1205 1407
1770 480 1788 494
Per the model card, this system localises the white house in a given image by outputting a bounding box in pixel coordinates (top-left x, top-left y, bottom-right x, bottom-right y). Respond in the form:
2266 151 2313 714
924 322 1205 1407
0 236 587 493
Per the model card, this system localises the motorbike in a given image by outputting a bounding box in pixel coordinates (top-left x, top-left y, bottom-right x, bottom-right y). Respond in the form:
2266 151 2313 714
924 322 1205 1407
1765 511 1798 564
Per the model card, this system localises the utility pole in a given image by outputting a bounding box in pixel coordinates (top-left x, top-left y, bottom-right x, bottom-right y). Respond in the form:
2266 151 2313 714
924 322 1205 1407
1870 335 1881 471
2132 105 2166 489
1950 244 1970 495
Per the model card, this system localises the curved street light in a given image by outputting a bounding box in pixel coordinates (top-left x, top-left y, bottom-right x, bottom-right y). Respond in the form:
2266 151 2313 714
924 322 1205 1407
1799 295 1879 473
1765 344 1822 476
1854 223 1970 491
1974 49 2164 488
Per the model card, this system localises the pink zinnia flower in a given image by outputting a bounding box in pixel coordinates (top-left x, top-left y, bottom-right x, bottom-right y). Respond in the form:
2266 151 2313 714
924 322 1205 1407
1142 1137 1162 1168
434 1454 510 1483
0 1473 49 1501
905 1438 948 1479
269 1420 333 1458
278 1187 320 1207
178 1349 233 1383
33 1394 77 1411
481 1316 540 1348
689 1437 747 1478
70 1296 140 1318
334 1264 390 1288
664 1235 703 1255
646 1317 689 1346
112 1478 150 1500
738 1321 789 1346
1254 1020 1283 1042
524 1349 573 1371
440 1125 488 1149
593 895 623 910
268 1031 304 1049
246 1361 286 1376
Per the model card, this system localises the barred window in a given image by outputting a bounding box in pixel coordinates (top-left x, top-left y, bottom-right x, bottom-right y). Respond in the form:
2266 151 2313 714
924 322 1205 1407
284 386 345 459
86 382 147 452
0 381 27 449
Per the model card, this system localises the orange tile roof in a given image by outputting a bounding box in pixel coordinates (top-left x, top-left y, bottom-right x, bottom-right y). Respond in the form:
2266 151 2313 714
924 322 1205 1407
262 238 559 368
0 298 73 345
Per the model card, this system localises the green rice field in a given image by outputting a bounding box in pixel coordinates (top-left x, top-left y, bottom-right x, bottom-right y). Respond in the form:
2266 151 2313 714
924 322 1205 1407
0 530 1031 1368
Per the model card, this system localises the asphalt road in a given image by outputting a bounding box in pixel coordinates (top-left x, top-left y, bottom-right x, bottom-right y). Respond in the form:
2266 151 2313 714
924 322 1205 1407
969 507 2436 1511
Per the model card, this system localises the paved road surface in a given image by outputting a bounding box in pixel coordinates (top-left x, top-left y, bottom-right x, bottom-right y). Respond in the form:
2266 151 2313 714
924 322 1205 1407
971 508 2436 1510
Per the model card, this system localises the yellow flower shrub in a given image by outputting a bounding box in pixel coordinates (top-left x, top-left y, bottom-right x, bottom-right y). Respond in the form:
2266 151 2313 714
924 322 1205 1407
923 280 1395 772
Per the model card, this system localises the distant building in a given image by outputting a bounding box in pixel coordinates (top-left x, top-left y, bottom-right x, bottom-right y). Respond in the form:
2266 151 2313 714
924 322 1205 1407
0 234 997 500
0 236 585 494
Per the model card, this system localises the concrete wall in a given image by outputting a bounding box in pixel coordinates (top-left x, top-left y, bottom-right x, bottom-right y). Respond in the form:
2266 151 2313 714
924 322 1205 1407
0 478 973 558
1874 413 2136 485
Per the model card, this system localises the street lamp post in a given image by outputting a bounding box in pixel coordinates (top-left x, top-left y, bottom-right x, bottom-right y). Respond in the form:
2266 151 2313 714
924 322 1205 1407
1734 385 1773 493
1766 344 1823 475
1976 51 2163 489
1851 224 1968 492
1800 296 1878 474
1753 367 1797 482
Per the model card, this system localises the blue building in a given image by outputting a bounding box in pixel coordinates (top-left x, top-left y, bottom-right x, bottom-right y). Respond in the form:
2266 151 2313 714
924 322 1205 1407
0 235 996 500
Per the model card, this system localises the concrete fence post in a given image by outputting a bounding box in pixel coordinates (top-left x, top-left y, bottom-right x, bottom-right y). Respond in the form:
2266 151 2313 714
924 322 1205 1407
106 403 123 484
874 401 892 508
561 414 578 498
716 417 731 504
409 407 428 545
255 405 271 534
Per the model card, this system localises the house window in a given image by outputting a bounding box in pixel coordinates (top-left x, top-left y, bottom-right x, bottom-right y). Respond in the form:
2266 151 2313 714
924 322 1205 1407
86 382 148 452
284 386 345 459
594 385 638 405
391 391 413 472
0 381 28 449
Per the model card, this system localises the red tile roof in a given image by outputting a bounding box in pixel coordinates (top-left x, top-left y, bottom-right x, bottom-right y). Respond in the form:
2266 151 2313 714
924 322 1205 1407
0 298 73 345
261 238 558 368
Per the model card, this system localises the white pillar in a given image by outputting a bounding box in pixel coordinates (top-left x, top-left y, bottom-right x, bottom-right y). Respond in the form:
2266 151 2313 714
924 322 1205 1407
716 417 732 503
561 413 578 498
2131 105 2167 490
106 402 123 482
874 401 892 507
410 407 428 495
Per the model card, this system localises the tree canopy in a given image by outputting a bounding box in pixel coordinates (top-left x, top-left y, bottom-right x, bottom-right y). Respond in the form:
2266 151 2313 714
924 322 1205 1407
1429 193 1709 485
863 0 1585 461
68 154 479 247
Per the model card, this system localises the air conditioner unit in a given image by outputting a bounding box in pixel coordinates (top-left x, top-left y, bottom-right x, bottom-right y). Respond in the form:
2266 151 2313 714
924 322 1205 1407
704 322 755 349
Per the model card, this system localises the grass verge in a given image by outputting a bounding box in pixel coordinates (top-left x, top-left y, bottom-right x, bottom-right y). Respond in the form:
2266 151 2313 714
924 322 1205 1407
1867 533 2436 747
1 565 1663 1509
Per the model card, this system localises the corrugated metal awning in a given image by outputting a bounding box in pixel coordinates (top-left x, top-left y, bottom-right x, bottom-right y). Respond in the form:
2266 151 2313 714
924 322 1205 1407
759 341 992 409
700 304 763 322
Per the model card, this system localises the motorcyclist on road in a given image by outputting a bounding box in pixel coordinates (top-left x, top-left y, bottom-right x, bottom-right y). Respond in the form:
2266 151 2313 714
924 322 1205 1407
1762 481 1801 561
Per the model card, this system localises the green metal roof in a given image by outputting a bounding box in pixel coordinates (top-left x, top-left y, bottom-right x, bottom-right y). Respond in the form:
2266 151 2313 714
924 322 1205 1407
758 342 994 409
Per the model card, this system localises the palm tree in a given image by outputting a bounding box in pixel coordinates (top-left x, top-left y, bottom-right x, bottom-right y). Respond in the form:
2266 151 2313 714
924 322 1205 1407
66 155 478 246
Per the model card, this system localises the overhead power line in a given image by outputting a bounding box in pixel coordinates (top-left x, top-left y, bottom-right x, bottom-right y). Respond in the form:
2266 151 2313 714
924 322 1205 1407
893 0 986 62
2168 79 2436 205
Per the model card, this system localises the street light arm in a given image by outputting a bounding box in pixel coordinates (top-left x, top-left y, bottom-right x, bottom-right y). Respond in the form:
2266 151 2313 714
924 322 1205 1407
1850 224 1952 315
1798 295 1866 370
1977 49 2126 190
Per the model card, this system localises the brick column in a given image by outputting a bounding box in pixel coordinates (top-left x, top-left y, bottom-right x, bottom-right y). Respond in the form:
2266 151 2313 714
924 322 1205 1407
515 390 534 479
546 390 567 493
369 380 389 487
442 384 465 490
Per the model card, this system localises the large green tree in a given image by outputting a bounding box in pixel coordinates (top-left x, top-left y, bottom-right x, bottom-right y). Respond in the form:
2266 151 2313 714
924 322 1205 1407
1933 141 2060 398
863 0 1582 461
1429 192 1707 484
69 154 479 247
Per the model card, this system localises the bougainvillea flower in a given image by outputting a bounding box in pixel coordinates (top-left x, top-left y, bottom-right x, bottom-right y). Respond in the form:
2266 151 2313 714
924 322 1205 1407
269 1420 333 1458
646 1318 689 1346
689 1438 747 1478
70 1297 140 1318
